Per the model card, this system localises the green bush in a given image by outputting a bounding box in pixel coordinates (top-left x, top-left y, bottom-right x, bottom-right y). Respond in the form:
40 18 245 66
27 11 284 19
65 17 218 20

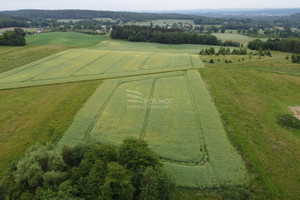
277 114 300 129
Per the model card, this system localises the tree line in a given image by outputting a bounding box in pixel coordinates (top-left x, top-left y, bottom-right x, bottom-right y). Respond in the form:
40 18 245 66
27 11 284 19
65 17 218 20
0 17 28 28
247 38 300 53
0 138 174 200
199 47 248 56
110 25 242 46
0 28 26 46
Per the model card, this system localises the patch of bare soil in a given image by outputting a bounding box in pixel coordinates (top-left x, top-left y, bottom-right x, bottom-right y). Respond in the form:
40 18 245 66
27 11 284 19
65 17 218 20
289 106 300 120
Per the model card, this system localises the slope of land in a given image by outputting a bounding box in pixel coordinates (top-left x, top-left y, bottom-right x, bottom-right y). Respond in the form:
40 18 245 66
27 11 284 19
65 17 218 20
201 59 300 199
0 80 101 176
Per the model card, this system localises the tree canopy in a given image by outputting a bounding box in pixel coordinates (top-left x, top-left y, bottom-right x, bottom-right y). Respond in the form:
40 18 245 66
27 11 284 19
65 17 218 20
0 28 26 46
1 138 174 200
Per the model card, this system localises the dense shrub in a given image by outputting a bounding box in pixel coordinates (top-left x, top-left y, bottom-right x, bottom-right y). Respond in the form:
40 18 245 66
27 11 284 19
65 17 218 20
277 114 300 129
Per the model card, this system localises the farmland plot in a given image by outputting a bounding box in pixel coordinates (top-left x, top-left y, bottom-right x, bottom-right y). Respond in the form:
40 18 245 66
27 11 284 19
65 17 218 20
58 70 248 188
0 49 203 90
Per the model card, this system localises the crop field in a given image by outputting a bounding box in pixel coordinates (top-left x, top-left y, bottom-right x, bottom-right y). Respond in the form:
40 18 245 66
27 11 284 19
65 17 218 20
58 70 248 188
212 33 253 45
0 48 203 90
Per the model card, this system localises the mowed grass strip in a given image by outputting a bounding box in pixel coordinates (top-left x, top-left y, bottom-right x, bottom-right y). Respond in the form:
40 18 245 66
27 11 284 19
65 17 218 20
0 80 101 177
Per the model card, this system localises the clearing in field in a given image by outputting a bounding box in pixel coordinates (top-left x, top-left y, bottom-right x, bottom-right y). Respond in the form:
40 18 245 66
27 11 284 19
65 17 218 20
58 70 248 188
212 33 253 45
26 32 107 48
0 48 203 90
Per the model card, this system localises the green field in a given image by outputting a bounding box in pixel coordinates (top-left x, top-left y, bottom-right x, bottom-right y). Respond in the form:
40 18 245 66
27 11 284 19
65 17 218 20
0 80 101 176
26 32 107 48
0 44 70 74
0 46 203 90
1 31 299 198
201 57 300 199
58 70 248 188
212 33 253 45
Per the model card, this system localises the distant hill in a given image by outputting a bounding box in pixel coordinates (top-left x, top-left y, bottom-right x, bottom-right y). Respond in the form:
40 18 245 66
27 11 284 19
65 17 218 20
155 8 300 17
0 9 198 22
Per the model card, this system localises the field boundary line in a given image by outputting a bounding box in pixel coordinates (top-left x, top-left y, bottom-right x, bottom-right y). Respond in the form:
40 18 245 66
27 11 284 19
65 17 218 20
185 72 209 165
139 78 157 140
101 53 132 74
138 53 153 70
85 81 121 140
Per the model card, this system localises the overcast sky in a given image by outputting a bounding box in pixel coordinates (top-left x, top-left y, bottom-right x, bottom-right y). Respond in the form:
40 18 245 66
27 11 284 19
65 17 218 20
1 0 300 11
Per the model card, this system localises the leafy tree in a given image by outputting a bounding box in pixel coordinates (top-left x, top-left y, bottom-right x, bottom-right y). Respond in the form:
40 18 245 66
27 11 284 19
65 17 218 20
100 162 135 200
140 167 174 200
119 138 160 173
0 29 26 46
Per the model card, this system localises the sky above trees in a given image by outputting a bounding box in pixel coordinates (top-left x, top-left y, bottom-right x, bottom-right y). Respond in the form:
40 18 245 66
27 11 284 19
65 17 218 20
1 0 300 11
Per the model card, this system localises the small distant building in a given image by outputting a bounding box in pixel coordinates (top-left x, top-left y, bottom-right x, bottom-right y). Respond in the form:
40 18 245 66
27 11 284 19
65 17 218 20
37 28 44 33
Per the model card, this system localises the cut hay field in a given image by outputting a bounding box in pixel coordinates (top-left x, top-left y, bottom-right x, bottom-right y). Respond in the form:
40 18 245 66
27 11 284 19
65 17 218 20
212 33 253 45
26 32 107 48
58 70 248 188
0 48 203 90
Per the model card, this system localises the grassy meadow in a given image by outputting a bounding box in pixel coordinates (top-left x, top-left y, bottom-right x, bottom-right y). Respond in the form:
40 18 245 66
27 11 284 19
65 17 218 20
201 55 300 199
212 33 253 45
0 80 101 176
26 32 107 48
